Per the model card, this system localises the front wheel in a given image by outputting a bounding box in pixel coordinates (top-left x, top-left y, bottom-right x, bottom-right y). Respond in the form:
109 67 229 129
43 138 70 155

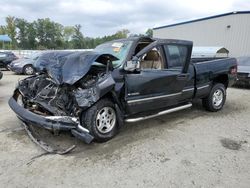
81 99 118 142
202 83 226 112
23 65 35 75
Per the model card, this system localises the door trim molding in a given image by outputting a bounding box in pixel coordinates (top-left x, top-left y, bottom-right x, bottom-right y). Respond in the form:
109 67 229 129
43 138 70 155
127 92 182 104
182 87 194 92
197 84 210 90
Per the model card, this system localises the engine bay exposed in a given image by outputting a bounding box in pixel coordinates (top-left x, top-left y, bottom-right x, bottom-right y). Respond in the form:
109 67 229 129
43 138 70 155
17 66 112 117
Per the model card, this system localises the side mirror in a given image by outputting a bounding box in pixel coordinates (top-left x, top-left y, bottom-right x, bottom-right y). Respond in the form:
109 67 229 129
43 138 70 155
124 56 139 72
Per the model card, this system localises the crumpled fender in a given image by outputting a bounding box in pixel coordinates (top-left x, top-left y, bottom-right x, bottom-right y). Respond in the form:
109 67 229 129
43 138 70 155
74 73 116 108
74 74 125 128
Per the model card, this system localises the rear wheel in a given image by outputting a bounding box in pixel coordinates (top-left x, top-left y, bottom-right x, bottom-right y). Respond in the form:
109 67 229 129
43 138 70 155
202 83 226 112
23 65 35 75
81 99 118 142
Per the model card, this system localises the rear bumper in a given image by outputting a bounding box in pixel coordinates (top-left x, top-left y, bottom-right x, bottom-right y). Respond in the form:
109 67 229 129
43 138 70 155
237 76 250 82
8 97 94 144
235 79 250 86
234 73 250 85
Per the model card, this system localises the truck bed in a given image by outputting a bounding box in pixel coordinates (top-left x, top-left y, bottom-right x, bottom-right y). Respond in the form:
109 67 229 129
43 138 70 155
192 58 237 98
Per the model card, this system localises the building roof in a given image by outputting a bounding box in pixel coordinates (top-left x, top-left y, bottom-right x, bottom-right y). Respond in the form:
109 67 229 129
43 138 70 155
153 11 250 30
0 35 12 42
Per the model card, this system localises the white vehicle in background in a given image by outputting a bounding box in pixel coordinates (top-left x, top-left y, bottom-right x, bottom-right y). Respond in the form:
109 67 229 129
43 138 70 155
235 56 250 86
8 52 42 75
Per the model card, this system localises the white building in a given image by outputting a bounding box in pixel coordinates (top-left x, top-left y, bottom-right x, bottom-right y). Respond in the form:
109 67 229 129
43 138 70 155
153 11 250 57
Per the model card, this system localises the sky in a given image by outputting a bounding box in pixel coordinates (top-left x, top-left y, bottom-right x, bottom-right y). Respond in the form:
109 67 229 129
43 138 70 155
0 0 249 37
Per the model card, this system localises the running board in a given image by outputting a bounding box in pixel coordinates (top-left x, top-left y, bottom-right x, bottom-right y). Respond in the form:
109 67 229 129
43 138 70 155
125 103 192 123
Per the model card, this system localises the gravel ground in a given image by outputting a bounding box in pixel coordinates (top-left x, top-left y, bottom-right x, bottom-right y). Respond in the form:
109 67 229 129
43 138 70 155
0 71 250 188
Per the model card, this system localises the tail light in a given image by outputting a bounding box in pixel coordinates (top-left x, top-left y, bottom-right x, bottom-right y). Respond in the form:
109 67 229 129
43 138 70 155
230 59 238 75
230 66 237 75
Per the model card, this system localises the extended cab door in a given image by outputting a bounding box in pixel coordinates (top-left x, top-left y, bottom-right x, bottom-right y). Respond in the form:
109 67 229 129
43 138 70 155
125 40 193 114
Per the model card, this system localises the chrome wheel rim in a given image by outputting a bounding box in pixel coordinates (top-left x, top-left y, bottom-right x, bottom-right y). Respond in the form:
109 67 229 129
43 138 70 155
25 66 34 75
212 89 223 107
96 107 116 134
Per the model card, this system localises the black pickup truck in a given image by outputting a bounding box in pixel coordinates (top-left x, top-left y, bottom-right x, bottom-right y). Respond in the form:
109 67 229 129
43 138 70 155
9 37 237 147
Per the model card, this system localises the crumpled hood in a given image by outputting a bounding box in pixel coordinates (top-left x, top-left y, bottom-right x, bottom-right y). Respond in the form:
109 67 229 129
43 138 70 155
36 51 118 85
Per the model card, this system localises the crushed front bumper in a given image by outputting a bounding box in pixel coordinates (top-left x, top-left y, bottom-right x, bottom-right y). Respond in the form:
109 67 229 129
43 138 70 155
8 97 94 144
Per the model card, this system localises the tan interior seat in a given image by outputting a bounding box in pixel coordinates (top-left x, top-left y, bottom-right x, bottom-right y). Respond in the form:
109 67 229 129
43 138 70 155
140 50 162 69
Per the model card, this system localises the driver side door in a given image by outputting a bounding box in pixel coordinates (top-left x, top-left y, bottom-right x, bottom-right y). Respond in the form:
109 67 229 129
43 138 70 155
125 42 190 115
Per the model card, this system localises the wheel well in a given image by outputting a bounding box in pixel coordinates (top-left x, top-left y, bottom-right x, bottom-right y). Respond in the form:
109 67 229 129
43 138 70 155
80 91 124 128
101 91 125 112
213 74 228 88
101 91 121 107
81 91 122 113
23 64 33 68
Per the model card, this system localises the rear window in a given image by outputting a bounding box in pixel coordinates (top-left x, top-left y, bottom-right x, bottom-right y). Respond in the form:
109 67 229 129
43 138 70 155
164 45 187 68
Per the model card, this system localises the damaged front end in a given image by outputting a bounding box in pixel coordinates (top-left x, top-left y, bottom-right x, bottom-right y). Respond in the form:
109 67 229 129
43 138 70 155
9 51 117 153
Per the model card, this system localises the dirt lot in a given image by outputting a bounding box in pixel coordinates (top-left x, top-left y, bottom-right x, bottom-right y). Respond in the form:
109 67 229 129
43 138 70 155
0 71 250 188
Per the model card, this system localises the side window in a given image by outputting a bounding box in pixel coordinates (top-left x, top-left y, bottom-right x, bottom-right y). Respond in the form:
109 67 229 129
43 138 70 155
164 45 187 68
140 47 164 70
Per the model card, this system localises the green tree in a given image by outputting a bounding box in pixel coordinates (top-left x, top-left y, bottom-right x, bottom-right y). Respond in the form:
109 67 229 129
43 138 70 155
1 15 134 49
72 24 84 49
15 18 29 49
145 28 153 37
34 18 46 48
5 16 17 48
0 26 7 49
63 26 75 48
115 29 130 38
0 26 7 34
34 18 64 49
26 22 37 49
87 29 130 48
52 22 64 49
63 26 74 41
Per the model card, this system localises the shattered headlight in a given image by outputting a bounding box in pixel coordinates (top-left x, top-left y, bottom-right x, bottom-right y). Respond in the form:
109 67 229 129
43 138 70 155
16 93 24 107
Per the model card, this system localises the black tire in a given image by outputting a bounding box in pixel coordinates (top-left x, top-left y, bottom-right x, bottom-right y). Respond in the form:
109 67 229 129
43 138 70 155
23 65 35 75
81 99 118 142
202 83 226 112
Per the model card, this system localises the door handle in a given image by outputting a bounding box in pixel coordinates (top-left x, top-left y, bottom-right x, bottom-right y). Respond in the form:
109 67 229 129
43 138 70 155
177 74 188 80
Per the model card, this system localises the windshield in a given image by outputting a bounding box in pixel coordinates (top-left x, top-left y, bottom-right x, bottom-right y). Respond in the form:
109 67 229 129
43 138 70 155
93 40 133 67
